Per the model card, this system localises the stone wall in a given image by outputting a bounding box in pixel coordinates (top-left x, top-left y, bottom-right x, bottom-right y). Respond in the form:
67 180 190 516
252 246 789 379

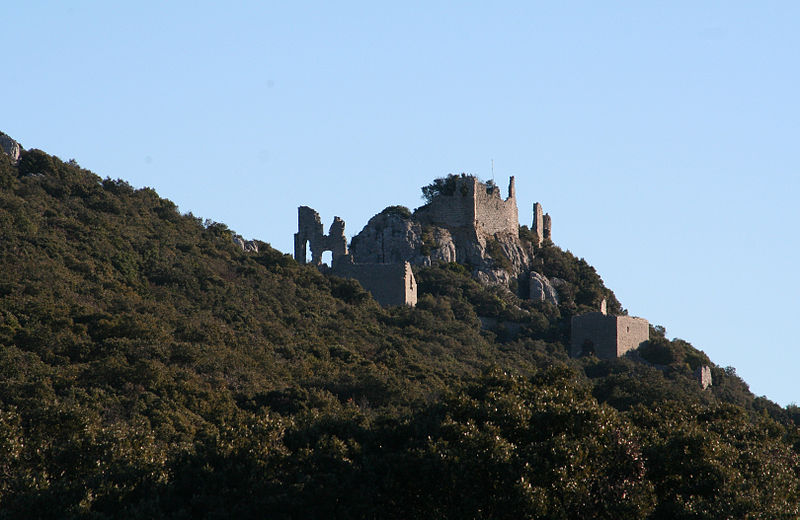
531 203 552 245
473 176 518 236
570 312 619 359
294 206 347 265
414 177 478 231
333 260 417 307
615 316 650 357
532 203 543 245
570 312 649 359
414 176 519 237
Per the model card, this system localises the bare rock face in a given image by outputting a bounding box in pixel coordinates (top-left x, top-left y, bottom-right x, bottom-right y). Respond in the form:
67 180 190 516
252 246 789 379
233 235 259 253
349 211 456 265
0 132 21 162
530 271 559 305
695 365 713 390
350 208 540 293
345 176 558 300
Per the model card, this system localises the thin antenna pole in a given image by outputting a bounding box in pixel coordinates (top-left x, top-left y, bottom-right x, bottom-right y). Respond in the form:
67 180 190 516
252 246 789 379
491 158 494 181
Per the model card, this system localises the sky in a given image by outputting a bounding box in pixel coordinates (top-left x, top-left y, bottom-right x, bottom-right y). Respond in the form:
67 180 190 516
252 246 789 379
2 2 799 406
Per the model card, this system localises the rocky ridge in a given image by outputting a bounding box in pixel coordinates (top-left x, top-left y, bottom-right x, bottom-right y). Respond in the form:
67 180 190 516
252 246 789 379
348 179 559 305
0 132 21 162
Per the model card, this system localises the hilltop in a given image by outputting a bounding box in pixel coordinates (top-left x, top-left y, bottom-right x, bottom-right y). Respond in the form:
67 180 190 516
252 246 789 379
0 138 798 518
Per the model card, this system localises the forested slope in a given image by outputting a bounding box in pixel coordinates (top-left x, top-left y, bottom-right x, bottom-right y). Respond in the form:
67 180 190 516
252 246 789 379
0 148 797 518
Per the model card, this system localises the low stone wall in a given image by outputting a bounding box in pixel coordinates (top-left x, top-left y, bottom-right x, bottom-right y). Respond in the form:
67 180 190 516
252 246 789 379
333 261 417 307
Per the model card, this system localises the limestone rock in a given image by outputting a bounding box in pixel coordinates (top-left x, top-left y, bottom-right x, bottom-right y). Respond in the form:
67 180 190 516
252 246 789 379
350 208 535 292
0 132 21 162
695 365 713 390
233 235 259 253
349 211 456 265
529 271 559 305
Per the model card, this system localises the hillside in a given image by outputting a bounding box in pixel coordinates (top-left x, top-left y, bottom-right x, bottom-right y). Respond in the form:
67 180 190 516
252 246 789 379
0 144 798 518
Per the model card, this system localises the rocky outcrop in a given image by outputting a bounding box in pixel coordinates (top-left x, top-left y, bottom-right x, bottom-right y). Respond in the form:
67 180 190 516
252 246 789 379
530 271 559 305
349 210 456 266
300 175 560 302
233 235 259 253
350 206 542 293
0 132 21 162
695 365 713 390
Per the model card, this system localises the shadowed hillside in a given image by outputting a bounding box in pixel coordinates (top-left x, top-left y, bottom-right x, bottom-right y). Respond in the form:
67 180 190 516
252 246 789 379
0 147 798 518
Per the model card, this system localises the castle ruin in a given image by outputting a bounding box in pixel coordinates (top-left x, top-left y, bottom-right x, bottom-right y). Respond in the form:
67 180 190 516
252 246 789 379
293 206 417 307
414 176 520 238
532 202 552 246
294 206 348 266
570 300 649 359
294 175 557 307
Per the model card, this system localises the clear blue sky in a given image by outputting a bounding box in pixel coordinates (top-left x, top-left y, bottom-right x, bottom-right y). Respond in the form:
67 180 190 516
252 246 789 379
3 2 799 406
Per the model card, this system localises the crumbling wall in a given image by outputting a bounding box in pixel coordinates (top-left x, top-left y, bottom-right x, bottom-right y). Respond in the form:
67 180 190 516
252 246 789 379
571 312 619 359
333 260 417 307
532 203 552 245
615 316 650 357
543 213 552 241
415 176 519 237
294 206 347 265
414 177 477 231
473 176 518 236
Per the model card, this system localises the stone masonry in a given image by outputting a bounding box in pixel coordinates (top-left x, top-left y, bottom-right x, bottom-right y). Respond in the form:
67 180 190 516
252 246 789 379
532 203 552 246
294 206 417 307
415 176 519 237
333 258 417 307
294 206 348 266
570 301 649 359
294 175 555 306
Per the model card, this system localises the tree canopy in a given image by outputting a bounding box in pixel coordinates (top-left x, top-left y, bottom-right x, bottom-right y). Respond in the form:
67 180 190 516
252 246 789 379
0 148 797 518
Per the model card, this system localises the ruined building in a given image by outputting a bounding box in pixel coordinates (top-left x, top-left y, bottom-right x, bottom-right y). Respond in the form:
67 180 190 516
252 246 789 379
532 203 552 246
414 175 520 237
293 206 417 307
294 175 555 307
570 300 649 359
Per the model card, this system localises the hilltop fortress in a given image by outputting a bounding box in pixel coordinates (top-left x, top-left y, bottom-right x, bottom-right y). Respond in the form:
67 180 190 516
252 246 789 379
293 173 651 361
294 174 550 307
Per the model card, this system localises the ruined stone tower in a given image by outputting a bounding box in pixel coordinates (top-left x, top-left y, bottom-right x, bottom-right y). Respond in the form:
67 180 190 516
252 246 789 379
414 176 519 238
532 203 551 246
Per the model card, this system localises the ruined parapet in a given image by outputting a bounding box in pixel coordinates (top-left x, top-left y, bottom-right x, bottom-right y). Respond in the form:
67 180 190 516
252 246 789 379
473 175 518 236
0 132 21 163
415 175 519 237
532 203 543 245
695 365 713 390
532 203 552 246
570 302 649 359
333 258 417 307
543 213 551 241
294 206 347 265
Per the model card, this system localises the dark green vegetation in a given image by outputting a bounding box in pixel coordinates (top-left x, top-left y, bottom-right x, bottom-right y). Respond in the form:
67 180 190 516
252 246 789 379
0 150 798 518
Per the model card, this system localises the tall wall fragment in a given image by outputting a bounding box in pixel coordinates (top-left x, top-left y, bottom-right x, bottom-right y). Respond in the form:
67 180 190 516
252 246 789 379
294 206 347 265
